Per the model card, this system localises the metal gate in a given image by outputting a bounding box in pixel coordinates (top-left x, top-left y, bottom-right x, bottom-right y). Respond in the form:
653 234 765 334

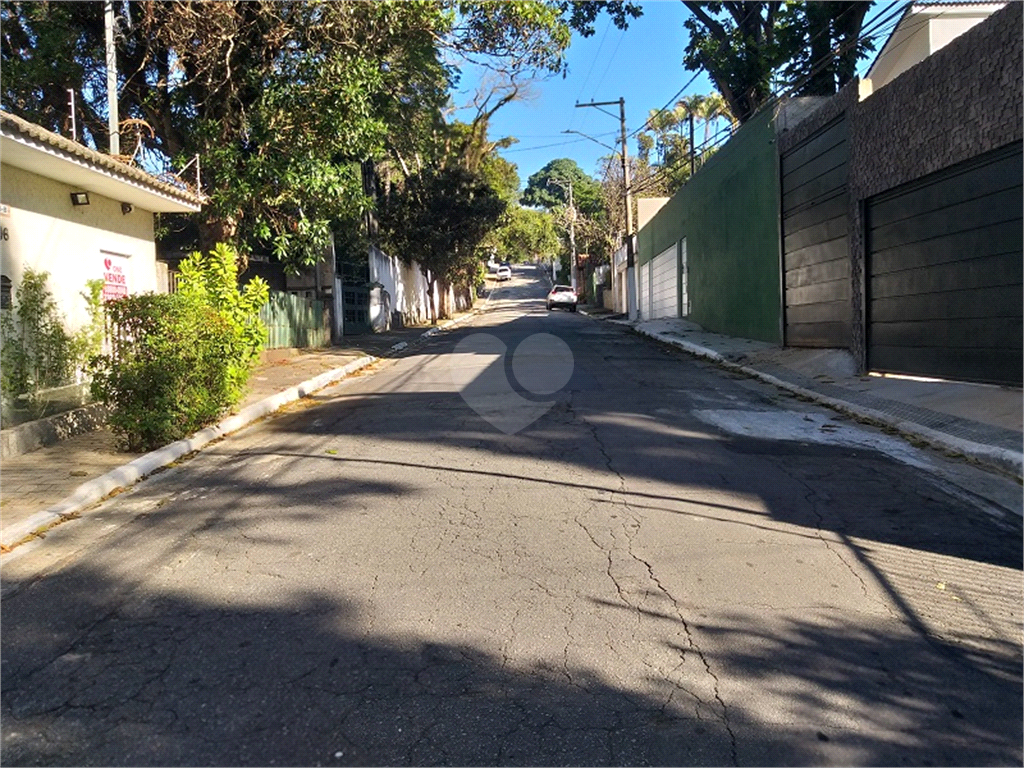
780 117 851 348
866 142 1022 385
650 244 678 319
338 258 371 335
260 291 330 349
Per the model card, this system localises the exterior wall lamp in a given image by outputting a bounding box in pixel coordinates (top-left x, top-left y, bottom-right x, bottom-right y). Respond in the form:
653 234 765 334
70 192 90 206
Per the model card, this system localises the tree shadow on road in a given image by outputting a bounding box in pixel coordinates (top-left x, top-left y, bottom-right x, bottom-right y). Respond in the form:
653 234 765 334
3 563 1021 766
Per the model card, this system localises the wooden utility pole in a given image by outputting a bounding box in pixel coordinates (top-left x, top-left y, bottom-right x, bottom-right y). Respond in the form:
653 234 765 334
576 98 637 319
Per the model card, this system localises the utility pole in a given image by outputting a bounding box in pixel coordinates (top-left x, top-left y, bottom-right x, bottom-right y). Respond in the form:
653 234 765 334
576 98 636 319
547 177 577 291
104 0 119 156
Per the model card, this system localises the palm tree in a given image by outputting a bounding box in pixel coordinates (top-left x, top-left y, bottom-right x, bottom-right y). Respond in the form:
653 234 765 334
698 92 735 146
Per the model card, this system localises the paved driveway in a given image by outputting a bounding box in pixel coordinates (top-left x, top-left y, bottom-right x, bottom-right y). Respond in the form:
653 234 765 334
2 270 1021 766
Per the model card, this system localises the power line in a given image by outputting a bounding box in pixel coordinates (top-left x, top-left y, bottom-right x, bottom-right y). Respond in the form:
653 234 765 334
591 25 627 100
628 2 791 140
501 137 590 153
627 70 703 139
753 1 909 119
628 1 915 197
572 15 613 124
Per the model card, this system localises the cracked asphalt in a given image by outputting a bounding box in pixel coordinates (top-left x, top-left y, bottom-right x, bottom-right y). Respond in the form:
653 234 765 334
2 268 1021 766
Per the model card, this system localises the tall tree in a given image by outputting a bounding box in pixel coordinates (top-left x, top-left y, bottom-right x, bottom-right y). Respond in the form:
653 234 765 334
483 206 560 265
0 3 106 145
776 2 874 96
1 1 576 272
682 2 873 124
521 158 603 215
378 164 505 322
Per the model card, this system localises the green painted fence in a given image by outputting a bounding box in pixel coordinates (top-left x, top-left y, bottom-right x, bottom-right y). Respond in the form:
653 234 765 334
259 291 330 349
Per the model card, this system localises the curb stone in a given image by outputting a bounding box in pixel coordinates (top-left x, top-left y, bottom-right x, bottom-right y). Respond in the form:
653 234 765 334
1 402 109 460
627 324 1024 482
0 355 378 550
420 301 488 339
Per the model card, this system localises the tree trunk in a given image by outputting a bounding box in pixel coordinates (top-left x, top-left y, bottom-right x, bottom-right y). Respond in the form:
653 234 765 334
198 216 239 254
197 215 247 272
438 278 452 320
425 271 437 325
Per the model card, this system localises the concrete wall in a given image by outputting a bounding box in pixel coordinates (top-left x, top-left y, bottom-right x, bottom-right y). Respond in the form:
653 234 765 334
0 164 159 332
368 245 434 327
637 107 783 342
850 2 1022 201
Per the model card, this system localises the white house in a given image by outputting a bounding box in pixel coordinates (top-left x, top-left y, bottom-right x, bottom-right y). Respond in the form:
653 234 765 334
866 1 1006 90
0 110 202 332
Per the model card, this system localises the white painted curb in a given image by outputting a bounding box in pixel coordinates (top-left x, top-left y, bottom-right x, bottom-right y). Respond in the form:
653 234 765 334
420 302 486 339
1 355 378 549
632 325 1024 480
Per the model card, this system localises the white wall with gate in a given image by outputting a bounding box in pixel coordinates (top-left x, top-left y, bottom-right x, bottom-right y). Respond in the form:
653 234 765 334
637 261 650 320
649 243 678 319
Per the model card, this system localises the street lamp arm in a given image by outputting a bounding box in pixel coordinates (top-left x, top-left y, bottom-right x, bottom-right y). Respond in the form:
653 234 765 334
561 130 617 152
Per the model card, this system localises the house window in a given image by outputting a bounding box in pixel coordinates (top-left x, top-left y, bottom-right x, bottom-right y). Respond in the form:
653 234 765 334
1 275 11 310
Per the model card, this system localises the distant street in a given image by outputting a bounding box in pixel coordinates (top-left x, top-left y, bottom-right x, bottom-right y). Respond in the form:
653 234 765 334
3 266 1021 766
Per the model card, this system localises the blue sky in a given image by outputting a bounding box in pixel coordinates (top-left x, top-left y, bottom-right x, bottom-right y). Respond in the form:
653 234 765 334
457 1 711 188
453 1 901 190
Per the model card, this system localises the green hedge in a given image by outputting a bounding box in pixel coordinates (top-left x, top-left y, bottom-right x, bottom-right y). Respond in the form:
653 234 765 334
90 243 269 452
90 293 243 452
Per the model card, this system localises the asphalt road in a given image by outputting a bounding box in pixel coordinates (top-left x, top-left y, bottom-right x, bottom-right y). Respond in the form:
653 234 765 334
2 267 1021 766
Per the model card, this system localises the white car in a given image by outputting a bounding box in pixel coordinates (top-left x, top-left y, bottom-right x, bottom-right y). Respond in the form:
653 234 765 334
496 265 512 281
546 285 577 311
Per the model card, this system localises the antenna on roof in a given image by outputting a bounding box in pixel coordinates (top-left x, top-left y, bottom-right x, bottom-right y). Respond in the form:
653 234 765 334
67 89 76 143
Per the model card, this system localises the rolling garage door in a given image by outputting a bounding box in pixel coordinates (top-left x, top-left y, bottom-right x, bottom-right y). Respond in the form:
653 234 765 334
650 244 678 319
866 142 1022 385
780 116 851 348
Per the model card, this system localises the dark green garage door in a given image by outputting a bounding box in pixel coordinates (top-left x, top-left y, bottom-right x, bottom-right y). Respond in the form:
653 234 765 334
866 142 1022 385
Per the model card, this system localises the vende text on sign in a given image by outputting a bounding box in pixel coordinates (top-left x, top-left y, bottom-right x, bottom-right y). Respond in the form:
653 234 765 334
101 254 130 301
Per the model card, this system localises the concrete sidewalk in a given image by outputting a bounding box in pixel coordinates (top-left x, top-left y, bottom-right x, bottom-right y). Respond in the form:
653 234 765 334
610 315 1022 483
0 307 484 550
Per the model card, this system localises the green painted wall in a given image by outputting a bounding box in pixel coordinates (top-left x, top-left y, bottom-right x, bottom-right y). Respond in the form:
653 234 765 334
637 108 782 343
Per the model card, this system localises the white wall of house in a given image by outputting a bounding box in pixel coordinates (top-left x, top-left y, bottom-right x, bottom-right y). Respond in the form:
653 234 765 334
867 4 1004 90
0 164 159 332
368 245 434 326
612 240 628 313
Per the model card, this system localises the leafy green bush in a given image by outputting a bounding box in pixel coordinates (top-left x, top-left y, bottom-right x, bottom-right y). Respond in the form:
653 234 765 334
177 242 269 394
90 293 242 452
1 269 78 415
72 279 106 364
91 243 269 452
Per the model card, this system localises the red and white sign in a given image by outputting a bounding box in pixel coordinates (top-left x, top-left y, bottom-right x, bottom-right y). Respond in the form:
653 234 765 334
101 254 130 301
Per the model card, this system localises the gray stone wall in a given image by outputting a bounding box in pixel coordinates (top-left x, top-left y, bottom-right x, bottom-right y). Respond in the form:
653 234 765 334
849 1 1023 200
